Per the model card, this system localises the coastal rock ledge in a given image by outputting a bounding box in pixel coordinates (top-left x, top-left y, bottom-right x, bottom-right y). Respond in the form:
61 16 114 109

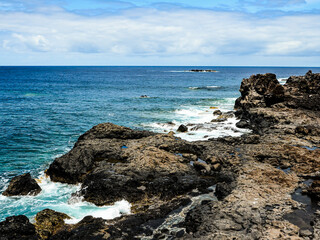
1 71 320 239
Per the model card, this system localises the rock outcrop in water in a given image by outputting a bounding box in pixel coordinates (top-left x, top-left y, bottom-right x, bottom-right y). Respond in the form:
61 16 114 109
2 71 320 239
47 122 215 206
2 173 41 196
35 209 71 240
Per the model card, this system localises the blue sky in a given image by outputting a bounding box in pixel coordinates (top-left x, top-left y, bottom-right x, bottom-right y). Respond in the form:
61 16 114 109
0 0 320 66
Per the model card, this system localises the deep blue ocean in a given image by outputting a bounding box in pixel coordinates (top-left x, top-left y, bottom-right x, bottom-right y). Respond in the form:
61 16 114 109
1 66 319 222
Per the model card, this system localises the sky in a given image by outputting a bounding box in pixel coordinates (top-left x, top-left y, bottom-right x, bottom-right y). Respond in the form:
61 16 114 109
0 0 320 66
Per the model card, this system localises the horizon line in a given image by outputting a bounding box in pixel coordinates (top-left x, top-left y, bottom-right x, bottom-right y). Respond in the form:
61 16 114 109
1 65 320 68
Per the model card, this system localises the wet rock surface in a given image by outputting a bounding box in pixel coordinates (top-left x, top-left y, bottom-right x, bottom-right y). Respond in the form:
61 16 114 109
2 173 41 196
35 209 71 239
0 215 38 240
4 71 320 239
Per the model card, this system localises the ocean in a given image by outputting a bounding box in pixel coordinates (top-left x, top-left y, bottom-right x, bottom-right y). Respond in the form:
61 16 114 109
1 66 319 222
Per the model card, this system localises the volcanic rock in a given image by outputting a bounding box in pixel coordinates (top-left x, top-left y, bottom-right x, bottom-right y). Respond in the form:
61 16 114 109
0 215 37 240
49 216 106 240
2 173 41 196
47 123 214 206
177 124 188 132
35 209 70 239
38 71 320 239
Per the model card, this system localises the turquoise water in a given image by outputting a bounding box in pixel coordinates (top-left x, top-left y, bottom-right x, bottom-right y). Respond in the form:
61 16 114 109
1 66 319 221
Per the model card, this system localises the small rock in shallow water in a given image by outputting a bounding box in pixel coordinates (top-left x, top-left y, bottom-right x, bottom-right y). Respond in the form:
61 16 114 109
177 124 188 132
2 173 41 196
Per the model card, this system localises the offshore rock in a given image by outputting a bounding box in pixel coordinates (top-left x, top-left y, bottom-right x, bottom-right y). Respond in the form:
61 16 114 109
2 173 41 196
35 209 71 240
0 215 37 240
177 124 188 132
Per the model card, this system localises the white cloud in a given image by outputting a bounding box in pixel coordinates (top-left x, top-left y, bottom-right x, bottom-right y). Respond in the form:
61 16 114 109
0 7 320 64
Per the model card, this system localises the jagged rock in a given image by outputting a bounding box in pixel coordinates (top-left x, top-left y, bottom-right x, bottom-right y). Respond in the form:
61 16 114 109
47 123 155 184
177 124 188 132
41 71 320 239
35 209 70 239
49 216 106 240
47 123 214 206
0 215 37 240
2 173 41 196
235 73 285 109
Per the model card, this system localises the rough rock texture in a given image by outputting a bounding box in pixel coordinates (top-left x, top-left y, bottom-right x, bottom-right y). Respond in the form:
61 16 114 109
47 122 215 206
180 71 320 239
2 173 41 196
0 215 38 240
35 209 71 240
49 216 107 240
5 71 319 239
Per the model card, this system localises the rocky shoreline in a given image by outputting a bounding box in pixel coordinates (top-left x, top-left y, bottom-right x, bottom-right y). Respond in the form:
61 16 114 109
1 71 320 239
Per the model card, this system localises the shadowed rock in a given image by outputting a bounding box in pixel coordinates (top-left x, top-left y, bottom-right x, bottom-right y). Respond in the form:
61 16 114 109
2 173 41 196
49 216 106 240
0 215 37 240
47 123 215 206
177 124 188 132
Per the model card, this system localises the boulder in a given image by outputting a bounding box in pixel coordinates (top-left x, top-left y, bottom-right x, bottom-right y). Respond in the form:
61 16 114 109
177 124 188 132
2 173 41 196
0 215 37 240
35 209 71 239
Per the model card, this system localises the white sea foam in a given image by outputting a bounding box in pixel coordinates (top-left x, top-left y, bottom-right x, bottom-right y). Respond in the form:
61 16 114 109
141 98 251 141
0 173 131 223
278 77 288 85
65 200 131 224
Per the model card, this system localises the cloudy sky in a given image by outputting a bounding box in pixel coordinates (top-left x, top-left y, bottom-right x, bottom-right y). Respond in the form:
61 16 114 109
1 0 320 66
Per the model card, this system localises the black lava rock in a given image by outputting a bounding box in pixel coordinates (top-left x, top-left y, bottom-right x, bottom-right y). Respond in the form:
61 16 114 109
2 173 41 196
0 215 37 240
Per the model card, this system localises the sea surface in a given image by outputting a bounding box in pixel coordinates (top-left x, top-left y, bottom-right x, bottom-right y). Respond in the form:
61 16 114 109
1 66 319 222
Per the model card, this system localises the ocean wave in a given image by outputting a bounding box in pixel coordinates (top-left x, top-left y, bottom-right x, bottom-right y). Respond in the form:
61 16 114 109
140 100 251 141
0 173 131 222
278 78 288 85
